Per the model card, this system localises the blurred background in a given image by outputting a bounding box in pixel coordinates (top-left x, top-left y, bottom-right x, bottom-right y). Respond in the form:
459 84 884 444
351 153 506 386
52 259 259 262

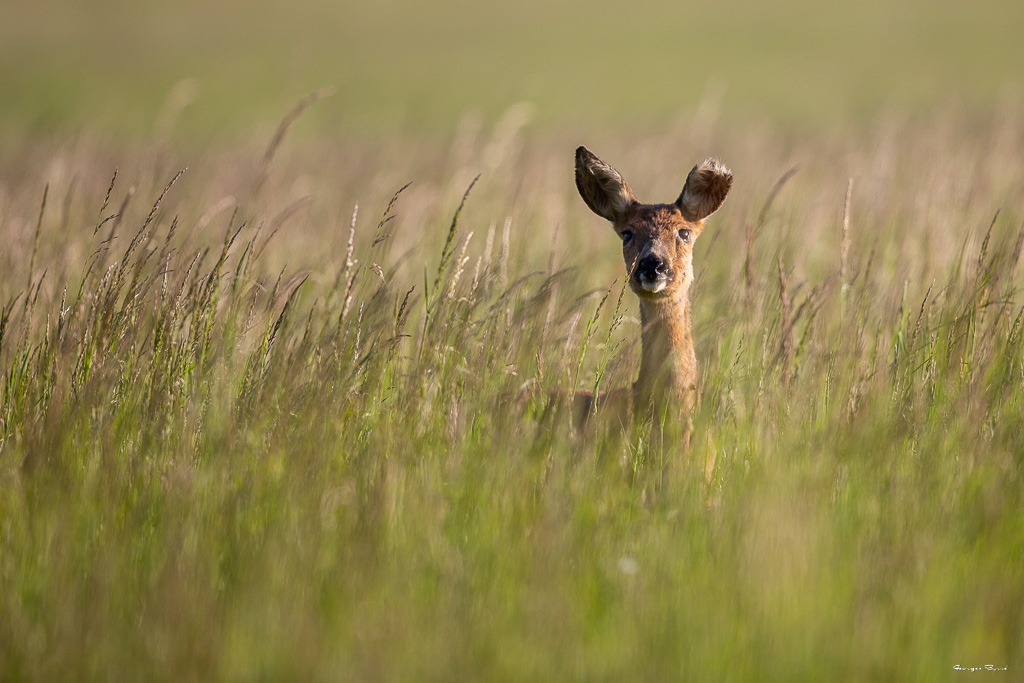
4 0 1024 139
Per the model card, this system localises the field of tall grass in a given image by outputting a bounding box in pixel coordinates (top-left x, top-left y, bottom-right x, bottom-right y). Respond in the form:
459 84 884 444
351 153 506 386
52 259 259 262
1 92 1022 679
4 1 1024 678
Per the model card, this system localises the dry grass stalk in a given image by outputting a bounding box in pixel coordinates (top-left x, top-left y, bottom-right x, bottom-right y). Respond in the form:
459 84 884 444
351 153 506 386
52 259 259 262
778 257 793 385
251 87 335 199
841 177 853 288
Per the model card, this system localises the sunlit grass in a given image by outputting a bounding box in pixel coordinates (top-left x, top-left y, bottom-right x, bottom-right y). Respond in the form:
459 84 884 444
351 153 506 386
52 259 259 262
1 97 1022 680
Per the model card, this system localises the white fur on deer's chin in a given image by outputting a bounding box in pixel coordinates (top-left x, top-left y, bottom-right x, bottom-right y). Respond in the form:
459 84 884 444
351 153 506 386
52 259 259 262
638 278 667 294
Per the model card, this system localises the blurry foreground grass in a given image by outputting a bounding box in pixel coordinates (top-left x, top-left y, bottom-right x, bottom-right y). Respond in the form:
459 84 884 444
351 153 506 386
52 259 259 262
1 102 1024 680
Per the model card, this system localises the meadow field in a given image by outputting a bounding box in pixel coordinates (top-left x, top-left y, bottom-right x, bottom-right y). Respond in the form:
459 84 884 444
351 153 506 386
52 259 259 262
2 0 1024 680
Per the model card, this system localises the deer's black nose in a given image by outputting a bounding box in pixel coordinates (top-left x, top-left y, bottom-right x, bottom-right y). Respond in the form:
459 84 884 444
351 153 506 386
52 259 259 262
636 255 668 281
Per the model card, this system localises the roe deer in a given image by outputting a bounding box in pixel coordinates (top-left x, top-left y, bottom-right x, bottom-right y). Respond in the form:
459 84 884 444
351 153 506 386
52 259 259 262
573 146 732 452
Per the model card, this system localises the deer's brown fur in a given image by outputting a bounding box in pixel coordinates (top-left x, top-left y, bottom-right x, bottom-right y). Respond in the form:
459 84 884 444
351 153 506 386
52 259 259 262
573 146 732 450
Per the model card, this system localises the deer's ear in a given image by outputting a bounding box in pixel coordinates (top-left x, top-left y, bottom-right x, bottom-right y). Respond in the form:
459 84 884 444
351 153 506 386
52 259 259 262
575 146 636 223
676 158 732 222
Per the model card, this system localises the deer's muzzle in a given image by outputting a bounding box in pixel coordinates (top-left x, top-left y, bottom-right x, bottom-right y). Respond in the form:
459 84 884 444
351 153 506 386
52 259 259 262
635 255 673 293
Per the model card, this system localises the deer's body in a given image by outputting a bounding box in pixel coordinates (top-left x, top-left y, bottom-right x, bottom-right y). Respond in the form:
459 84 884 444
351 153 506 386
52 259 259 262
573 146 732 449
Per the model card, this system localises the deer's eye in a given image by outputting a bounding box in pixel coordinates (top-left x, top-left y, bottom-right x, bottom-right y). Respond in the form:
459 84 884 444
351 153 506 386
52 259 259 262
621 230 634 245
678 228 690 243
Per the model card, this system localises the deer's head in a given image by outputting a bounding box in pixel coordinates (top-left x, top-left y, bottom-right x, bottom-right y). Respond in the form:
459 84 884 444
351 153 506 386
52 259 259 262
575 146 732 302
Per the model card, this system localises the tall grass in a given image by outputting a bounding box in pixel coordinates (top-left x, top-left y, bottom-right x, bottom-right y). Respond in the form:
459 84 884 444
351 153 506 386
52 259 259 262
1 105 1023 680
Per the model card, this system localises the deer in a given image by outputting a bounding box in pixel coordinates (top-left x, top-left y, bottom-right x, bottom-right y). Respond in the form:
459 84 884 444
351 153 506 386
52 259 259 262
571 145 732 455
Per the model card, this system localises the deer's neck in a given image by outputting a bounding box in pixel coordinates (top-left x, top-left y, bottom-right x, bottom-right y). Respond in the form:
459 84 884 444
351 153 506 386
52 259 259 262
634 292 697 413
